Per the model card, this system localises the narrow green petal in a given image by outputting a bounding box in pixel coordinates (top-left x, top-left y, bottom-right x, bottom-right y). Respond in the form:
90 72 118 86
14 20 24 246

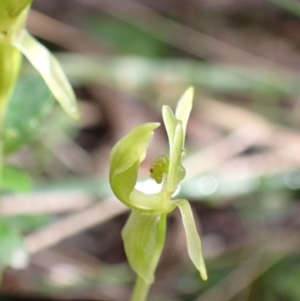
175 87 194 139
12 30 79 120
122 211 166 284
167 123 183 192
162 105 178 153
175 199 207 281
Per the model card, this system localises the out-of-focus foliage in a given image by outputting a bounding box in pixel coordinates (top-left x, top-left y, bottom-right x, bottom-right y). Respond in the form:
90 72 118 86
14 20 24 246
0 220 25 268
3 165 32 192
84 16 172 57
4 74 54 154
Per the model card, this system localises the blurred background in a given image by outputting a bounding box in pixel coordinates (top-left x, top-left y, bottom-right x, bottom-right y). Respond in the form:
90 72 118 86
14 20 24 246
2 0 300 300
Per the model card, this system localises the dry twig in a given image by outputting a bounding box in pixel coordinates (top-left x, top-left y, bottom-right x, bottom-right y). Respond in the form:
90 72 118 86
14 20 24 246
24 197 127 254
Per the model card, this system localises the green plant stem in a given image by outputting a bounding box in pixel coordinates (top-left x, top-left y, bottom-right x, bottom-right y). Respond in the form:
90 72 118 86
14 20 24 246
0 44 21 199
130 275 151 301
162 174 173 212
0 101 7 287
0 102 6 197
0 101 6 234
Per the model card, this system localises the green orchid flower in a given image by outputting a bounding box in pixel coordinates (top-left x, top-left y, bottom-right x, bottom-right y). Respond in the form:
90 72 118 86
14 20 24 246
109 87 207 301
0 0 79 119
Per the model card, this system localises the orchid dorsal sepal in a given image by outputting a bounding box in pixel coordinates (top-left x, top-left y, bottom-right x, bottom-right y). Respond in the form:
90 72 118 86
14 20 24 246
109 122 176 213
110 123 160 176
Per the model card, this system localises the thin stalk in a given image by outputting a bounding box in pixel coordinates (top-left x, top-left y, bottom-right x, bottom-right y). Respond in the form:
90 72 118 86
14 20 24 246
162 174 173 211
0 102 6 197
0 44 22 199
130 275 151 301
0 102 6 288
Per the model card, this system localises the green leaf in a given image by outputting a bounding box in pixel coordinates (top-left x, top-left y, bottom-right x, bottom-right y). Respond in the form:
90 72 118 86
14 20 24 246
3 166 32 192
167 123 184 192
12 30 79 120
4 74 54 154
175 199 207 280
0 220 25 268
122 211 166 284
175 86 194 140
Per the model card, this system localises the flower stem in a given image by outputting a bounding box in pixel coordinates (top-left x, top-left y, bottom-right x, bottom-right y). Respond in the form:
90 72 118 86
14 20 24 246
130 275 151 301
